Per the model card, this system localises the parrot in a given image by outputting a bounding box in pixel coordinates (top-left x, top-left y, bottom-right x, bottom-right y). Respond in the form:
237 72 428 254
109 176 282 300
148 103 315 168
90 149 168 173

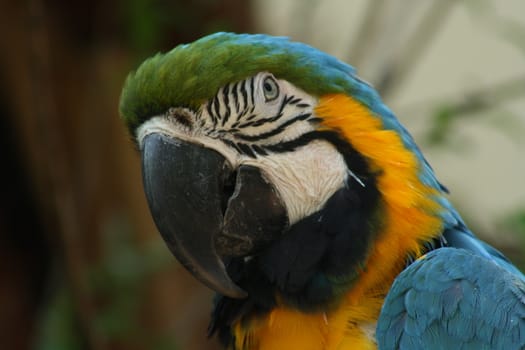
119 32 525 349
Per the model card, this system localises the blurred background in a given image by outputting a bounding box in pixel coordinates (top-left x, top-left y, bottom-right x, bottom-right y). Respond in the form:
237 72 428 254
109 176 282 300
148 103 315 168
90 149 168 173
1 0 524 349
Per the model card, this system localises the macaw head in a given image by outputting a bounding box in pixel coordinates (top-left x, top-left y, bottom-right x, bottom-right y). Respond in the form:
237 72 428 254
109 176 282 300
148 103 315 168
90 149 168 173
120 32 452 305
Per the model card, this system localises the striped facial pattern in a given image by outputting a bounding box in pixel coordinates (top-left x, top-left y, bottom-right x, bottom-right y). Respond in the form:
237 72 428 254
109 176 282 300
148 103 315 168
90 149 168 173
137 72 355 224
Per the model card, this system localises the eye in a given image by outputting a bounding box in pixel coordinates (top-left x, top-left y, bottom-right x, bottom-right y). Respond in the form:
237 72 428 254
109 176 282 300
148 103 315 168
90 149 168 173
262 76 279 102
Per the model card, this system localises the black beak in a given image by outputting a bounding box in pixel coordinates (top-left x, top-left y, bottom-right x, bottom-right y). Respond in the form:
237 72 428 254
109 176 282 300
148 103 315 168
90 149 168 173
141 133 288 298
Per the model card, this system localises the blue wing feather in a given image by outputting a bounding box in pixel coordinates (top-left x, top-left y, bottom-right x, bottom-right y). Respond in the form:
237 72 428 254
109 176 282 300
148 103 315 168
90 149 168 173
377 246 525 350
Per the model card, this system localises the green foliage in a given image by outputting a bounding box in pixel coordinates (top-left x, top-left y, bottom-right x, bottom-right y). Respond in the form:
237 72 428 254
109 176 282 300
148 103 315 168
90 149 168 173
90 216 178 346
34 286 84 350
424 84 525 148
504 209 525 237
34 216 180 350
119 0 242 59
425 104 470 147
497 208 525 271
121 0 166 54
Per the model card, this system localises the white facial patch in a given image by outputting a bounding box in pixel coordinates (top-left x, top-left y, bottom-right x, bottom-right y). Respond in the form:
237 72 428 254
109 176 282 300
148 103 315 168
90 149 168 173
241 140 347 224
136 72 350 225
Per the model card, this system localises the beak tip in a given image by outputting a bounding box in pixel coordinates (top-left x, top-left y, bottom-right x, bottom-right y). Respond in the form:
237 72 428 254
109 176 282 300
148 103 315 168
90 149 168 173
182 255 248 299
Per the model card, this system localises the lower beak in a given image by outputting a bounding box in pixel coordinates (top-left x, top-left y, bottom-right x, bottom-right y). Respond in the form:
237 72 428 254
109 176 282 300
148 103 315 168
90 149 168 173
141 133 287 298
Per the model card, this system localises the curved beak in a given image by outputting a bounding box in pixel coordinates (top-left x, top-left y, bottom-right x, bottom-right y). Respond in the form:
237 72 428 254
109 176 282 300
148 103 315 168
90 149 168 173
141 133 287 298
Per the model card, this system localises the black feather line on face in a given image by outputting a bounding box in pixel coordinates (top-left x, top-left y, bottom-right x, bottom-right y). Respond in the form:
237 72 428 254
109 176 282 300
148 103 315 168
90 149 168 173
209 131 383 345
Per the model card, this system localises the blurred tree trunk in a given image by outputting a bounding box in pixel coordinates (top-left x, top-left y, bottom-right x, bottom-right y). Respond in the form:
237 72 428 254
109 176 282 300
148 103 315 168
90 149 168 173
0 0 253 349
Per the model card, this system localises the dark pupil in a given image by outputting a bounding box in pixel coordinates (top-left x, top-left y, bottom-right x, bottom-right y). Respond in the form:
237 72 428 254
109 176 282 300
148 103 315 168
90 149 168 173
264 82 272 92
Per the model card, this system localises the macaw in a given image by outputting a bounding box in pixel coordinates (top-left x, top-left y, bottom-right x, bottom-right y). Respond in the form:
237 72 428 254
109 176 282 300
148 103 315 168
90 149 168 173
119 32 525 349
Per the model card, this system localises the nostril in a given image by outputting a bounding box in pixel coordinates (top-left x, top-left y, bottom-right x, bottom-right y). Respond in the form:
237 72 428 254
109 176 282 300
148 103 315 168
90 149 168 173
220 165 237 216
167 107 193 128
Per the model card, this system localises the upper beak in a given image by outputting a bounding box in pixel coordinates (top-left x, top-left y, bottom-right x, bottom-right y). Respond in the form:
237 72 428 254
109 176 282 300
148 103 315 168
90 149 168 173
141 133 288 298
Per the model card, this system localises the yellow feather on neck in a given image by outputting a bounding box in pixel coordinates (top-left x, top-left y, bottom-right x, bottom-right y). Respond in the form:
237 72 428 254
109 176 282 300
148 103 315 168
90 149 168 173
315 93 444 302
